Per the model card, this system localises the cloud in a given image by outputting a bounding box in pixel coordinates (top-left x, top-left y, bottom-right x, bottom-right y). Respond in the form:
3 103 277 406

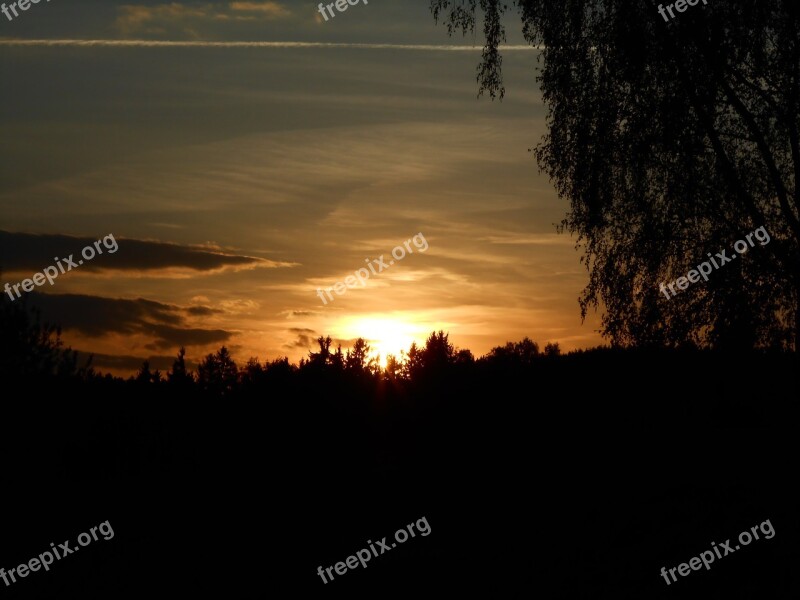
0 231 294 276
229 1 290 17
281 329 358 352
480 234 574 246
115 2 290 36
143 323 232 350
285 327 317 349
26 293 234 350
115 4 213 36
219 299 261 314
186 305 222 316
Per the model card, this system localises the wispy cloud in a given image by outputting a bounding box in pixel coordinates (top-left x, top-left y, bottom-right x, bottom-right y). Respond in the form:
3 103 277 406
115 4 213 37
113 2 291 36
480 234 575 246
229 1 290 17
285 327 318 349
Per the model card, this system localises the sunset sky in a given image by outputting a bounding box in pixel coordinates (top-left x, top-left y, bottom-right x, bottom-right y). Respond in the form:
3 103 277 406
0 0 603 374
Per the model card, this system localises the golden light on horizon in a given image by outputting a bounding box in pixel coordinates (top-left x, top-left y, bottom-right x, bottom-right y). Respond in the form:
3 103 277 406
338 316 422 367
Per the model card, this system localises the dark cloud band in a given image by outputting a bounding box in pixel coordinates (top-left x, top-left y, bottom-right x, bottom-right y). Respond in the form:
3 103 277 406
26 292 233 349
0 230 287 273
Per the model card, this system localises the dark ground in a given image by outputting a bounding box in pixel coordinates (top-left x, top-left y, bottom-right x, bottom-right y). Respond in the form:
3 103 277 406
2 351 798 597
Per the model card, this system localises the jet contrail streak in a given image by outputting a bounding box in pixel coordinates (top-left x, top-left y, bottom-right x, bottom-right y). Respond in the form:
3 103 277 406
0 39 540 50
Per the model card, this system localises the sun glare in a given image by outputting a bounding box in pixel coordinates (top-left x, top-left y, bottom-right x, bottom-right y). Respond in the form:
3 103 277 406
339 317 420 367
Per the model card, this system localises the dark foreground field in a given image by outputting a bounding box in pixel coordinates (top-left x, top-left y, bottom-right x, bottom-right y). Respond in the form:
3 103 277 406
2 349 798 597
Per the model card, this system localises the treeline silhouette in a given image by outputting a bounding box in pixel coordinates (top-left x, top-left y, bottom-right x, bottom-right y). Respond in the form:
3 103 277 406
2 297 798 596
3 294 795 409
2 294 797 434
128 333 562 395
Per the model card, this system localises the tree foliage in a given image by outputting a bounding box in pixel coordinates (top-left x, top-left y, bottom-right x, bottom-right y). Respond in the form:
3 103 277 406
168 347 194 387
486 337 540 364
431 0 800 349
0 295 89 379
345 338 378 375
197 346 238 397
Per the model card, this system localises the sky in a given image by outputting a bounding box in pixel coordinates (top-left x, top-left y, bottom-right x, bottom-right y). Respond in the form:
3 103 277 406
0 0 603 374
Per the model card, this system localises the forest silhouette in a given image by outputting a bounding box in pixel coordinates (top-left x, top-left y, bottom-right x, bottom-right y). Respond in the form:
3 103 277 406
2 293 796 412
2 293 797 596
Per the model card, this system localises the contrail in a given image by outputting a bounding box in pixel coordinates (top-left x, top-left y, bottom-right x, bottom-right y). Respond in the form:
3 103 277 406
0 39 539 50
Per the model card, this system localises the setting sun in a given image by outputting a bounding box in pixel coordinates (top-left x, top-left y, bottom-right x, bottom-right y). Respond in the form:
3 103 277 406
338 317 421 366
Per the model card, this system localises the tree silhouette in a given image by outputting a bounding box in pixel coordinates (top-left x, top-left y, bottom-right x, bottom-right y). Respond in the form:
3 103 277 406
197 346 238 397
486 337 540 366
306 335 345 372
135 360 154 385
0 294 88 379
454 348 475 366
400 331 459 381
544 342 561 358
384 353 403 381
264 356 294 381
424 330 456 367
402 342 424 380
168 346 194 387
240 356 265 389
308 335 332 368
345 338 377 375
432 0 800 350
